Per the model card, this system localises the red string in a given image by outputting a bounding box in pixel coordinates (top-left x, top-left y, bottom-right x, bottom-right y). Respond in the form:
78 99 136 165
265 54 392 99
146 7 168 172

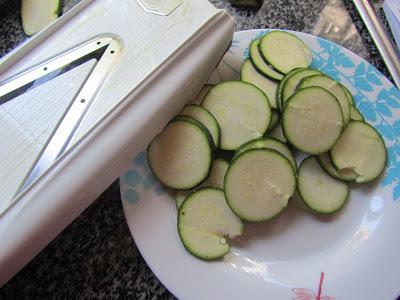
316 272 325 300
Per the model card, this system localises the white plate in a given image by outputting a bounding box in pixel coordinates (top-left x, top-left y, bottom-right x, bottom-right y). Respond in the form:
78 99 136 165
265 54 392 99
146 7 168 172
119 29 400 300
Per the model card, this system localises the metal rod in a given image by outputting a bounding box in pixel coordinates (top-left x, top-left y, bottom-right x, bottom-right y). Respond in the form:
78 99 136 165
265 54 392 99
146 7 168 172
352 0 400 88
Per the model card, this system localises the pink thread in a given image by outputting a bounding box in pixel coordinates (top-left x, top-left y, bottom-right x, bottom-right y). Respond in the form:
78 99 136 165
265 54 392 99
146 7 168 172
316 272 325 300
291 272 334 300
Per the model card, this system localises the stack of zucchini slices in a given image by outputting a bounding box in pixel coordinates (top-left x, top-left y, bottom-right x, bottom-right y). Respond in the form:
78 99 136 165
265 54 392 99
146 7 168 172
147 31 387 260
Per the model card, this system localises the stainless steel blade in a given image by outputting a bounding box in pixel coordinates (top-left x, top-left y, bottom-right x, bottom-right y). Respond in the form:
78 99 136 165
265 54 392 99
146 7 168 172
0 35 122 207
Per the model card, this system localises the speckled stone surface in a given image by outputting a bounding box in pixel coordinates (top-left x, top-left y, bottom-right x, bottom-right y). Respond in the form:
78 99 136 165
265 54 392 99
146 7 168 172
0 0 393 299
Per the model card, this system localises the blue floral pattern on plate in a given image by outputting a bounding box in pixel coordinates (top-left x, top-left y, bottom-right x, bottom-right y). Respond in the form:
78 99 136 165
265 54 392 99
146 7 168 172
120 29 400 204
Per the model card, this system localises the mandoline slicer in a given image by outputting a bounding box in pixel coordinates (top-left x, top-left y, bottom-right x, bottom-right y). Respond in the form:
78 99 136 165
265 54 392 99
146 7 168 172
0 0 234 286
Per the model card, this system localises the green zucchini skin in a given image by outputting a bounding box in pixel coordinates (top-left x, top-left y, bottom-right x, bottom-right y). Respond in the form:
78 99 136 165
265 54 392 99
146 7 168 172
282 87 344 155
259 31 312 74
276 68 302 112
147 118 213 190
178 187 243 260
249 38 284 81
329 121 387 184
225 148 296 222
180 104 221 147
297 156 349 215
202 81 271 150
281 68 322 109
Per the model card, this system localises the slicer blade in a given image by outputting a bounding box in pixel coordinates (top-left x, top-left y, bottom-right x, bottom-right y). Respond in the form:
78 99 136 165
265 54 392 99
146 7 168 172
0 35 122 215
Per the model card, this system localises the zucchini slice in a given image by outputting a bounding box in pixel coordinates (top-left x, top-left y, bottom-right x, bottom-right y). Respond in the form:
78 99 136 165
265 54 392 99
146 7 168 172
175 190 191 209
225 149 296 222
178 188 243 260
202 81 271 150
268 109 280 131
249 38 284 81
282 87 344 154
317 153 357 182
241 59 278 109
350 106 364 121
192 84 213 105
298 156 349 214
281 68 321 108
147 118 213 190
233 137 296 172
175 158 229 208
276 68 302 112
259 31 312 74
203 158 229 189
298 74 351 125
22 0 61 36
268 122 287 143
173 115 215 149
343 85 355 106
180 104 221 147
330 121 387 183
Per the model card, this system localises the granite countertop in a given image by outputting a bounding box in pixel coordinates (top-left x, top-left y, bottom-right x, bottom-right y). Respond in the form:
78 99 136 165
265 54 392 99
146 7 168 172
0 0 392 299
